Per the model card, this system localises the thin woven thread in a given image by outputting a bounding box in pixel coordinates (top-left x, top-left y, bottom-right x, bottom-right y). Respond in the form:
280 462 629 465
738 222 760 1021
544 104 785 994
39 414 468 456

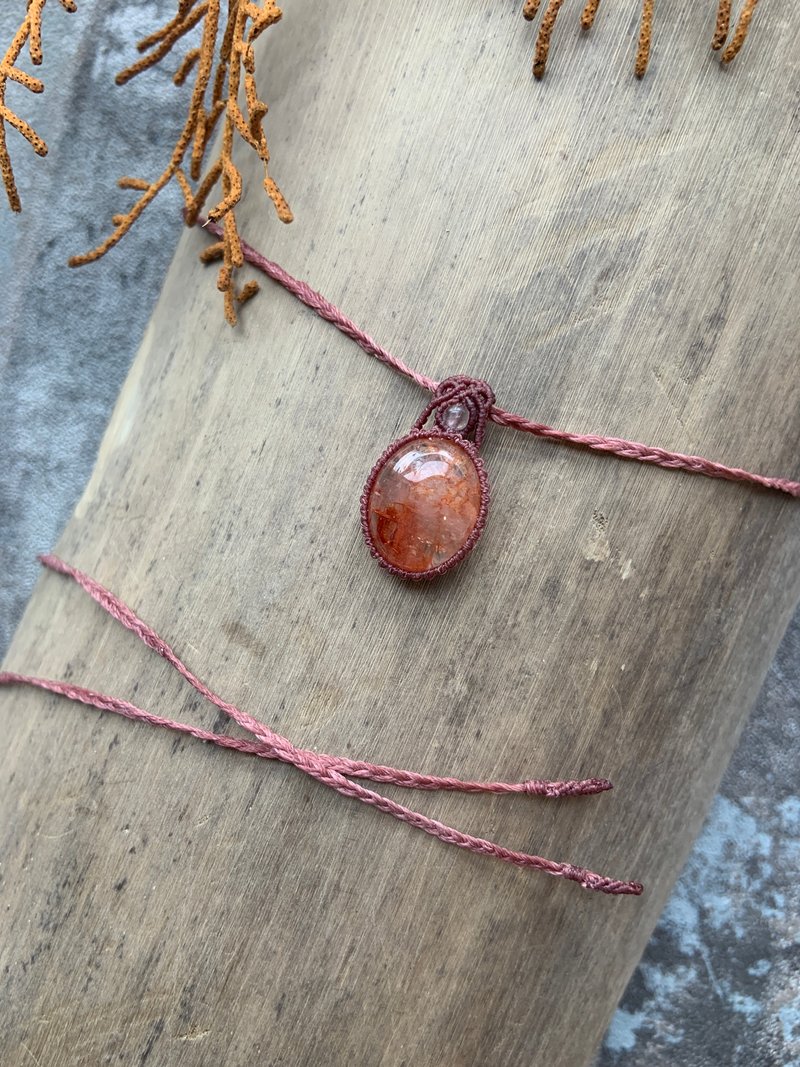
0 554 643 895
199 218 799 500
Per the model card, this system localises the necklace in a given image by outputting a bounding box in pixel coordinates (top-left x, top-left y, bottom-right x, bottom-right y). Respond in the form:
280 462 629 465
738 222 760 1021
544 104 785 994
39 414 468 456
201 217 800 581
2 221 796 901
0 553 642 896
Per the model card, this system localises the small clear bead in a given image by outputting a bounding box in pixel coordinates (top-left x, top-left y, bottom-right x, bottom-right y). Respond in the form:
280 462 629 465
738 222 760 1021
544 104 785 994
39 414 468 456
441 403 470 433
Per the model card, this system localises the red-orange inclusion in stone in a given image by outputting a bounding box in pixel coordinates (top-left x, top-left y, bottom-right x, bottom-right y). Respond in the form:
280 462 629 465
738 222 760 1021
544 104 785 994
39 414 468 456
366 435 483 574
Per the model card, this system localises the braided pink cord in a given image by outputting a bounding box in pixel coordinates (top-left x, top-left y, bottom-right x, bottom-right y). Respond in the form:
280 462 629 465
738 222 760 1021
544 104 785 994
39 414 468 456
202 217 799 499
0 554 642 895
201 219 436 394
491 409 800 496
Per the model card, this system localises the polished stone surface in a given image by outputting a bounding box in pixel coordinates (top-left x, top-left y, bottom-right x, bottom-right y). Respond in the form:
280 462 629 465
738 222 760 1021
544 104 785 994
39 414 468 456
366 435 482 573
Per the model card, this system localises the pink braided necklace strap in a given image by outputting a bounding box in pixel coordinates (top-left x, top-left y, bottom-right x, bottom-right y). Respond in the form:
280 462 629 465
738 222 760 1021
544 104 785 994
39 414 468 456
0 554 642 896
199 217 799 500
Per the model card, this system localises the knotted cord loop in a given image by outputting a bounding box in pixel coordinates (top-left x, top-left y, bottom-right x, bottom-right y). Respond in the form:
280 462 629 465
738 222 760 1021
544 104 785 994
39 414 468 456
414 375 496 448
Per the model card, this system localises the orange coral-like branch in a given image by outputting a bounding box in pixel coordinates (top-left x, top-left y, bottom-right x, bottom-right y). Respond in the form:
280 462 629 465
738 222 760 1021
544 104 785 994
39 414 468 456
634 0 654 79
198 0 292 323
525 0 761 78
3 0 769 324
69 0 290 326
68 0 221 267
719 0 759 63
580 0 602 30
0 0 76 212
711 0 732 50
532 0 567 79
115 1 210 87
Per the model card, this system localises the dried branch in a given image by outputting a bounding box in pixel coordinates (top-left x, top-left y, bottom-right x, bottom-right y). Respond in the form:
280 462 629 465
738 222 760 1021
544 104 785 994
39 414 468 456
199 0 292 323
719 0 760 63
580 0 602 31
69 0 290 326
711 0 733 50
533 0 567 80
0 0 77 212
1 1 768 323
634 0 654 79
525 0 762 78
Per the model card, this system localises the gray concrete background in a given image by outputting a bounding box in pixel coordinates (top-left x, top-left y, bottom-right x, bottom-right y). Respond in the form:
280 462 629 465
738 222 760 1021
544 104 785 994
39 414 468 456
1 3 797 1063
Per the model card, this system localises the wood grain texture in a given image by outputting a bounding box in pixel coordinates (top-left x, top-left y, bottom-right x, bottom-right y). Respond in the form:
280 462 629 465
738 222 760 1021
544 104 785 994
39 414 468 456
2 2 799 1064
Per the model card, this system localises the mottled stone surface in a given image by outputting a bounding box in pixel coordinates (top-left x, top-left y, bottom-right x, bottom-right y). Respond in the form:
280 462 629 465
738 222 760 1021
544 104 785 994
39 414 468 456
366 435 483 573
0 4 798 1063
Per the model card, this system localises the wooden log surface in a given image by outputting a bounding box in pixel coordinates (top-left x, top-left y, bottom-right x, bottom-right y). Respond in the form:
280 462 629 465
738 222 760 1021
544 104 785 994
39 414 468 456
2 2 799 1064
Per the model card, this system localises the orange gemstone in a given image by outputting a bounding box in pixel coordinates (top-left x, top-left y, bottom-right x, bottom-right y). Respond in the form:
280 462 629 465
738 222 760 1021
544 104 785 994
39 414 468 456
366 435 484 574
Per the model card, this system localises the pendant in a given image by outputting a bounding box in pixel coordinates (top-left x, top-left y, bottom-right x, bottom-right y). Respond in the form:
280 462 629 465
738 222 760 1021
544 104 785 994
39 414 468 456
361 376 494 579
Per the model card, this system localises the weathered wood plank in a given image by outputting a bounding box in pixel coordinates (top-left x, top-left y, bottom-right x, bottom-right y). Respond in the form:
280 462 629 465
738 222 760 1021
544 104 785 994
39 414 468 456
2 2 798 1064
